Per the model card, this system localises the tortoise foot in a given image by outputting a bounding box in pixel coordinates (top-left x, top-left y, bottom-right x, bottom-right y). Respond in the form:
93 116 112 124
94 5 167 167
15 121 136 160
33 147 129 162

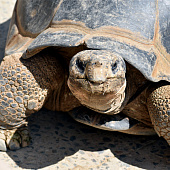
0 126 31 151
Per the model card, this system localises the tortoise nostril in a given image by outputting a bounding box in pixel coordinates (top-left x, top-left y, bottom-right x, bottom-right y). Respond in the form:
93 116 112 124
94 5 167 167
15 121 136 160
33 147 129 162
76 58 86 73
94 61 102 67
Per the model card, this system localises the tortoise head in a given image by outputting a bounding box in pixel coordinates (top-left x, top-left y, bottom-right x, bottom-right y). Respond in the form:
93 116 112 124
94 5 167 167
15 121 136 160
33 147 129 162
68 50 126 114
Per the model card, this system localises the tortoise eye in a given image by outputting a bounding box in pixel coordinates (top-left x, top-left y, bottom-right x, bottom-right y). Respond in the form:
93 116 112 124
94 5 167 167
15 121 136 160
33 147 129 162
76 59 86 73
111 61 118 73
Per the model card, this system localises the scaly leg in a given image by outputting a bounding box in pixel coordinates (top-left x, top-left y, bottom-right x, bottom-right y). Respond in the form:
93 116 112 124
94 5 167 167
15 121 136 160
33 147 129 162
147 82 170 145
0 49 63 151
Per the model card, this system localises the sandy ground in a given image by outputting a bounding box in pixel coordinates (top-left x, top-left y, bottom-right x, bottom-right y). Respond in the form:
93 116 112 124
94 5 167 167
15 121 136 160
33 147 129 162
0 0 170 169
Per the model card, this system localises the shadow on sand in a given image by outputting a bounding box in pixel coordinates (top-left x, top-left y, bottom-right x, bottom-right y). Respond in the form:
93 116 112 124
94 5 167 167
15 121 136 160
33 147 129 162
6 108 169 169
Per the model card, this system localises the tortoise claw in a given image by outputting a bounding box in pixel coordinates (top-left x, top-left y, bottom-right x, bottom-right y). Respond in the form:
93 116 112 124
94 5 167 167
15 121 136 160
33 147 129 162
8 138 21 150
20 129 31 148
0 130 7 151
7 132 21 150
0 138 7 151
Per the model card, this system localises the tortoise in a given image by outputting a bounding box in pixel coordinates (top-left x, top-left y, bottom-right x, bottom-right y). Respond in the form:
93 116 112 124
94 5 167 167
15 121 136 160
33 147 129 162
0 0 169 151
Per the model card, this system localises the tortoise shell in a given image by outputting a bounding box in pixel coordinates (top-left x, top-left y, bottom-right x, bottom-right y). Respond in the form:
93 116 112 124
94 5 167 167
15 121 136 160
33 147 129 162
5 0 170 82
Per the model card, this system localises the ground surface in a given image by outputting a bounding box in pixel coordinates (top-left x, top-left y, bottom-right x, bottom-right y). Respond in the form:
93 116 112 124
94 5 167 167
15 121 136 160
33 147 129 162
0 0 169 169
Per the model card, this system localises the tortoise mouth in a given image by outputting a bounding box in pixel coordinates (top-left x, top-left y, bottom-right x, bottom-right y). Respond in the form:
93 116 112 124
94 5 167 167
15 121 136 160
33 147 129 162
68 76 126 114
68 76 126 94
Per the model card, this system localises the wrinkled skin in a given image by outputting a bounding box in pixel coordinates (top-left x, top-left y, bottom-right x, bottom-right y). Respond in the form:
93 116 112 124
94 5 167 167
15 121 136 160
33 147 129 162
68 50 126 114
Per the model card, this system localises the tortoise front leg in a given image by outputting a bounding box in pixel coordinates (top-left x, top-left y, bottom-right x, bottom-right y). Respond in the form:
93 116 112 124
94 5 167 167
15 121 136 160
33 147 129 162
0 52 52 151
147 82 170 145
